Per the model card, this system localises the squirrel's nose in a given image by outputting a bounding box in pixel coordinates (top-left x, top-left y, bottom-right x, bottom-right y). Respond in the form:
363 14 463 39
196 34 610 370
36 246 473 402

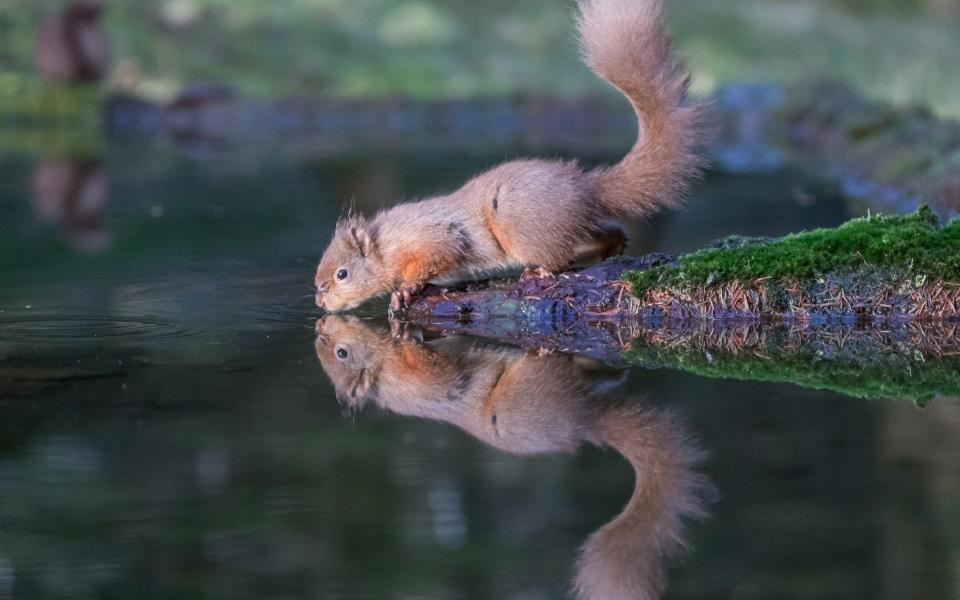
315 316 328 334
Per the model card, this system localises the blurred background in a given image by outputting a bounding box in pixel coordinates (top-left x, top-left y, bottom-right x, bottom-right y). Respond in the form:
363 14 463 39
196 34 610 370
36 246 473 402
2 2 960 599
1 0 959 112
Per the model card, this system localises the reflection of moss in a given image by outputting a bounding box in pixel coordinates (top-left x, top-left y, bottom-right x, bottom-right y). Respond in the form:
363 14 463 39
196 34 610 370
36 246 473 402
0 74 104 158
623 333 960 406
627 207 960 292
0 73 103 123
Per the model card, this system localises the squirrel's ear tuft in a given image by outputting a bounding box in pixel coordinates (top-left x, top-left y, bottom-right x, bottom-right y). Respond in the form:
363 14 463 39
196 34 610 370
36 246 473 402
349 224 377 258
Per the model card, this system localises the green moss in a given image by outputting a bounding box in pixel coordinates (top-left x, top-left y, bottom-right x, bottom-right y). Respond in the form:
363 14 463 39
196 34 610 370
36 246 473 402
627 207 960 293
623 340 960 406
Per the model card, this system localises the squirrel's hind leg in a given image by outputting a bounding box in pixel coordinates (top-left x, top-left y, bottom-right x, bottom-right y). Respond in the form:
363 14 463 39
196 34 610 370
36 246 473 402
508 221 626 280
520 266 556 280
574 222 628 264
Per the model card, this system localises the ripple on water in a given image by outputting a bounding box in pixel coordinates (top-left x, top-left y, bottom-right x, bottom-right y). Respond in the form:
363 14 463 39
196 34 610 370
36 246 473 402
0 270 322 347
0 313 187 345
195 272 320 326
109 270 321 334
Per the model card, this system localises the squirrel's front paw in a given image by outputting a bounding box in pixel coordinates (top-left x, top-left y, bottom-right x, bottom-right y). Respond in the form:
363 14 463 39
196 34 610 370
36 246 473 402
388 283 424 315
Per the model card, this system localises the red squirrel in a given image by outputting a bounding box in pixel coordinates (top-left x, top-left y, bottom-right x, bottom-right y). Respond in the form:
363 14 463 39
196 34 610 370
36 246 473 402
314 315 709 599
314 0 707 312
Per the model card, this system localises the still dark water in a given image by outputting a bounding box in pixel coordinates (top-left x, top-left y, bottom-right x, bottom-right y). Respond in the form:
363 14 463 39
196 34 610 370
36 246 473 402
1 141 957 599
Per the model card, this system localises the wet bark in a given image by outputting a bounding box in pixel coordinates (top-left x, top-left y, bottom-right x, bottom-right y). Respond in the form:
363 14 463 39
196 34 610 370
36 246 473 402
405 255 674 322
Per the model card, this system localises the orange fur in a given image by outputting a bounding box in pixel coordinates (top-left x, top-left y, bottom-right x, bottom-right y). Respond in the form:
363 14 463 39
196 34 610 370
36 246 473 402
396 242 457 286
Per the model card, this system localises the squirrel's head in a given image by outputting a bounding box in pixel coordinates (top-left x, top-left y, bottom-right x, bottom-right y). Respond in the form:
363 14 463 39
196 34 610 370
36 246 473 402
314 315 389 410
314 216 387 312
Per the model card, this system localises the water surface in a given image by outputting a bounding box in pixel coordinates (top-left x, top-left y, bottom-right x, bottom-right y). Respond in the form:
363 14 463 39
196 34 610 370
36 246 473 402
1 142 957 599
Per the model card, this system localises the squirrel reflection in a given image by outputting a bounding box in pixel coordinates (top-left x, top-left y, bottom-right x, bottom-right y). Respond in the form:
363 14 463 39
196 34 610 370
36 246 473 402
315 316 709 600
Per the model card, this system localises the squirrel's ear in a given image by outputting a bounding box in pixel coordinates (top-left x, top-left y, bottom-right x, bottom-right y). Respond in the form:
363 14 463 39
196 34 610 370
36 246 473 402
349 225 377 258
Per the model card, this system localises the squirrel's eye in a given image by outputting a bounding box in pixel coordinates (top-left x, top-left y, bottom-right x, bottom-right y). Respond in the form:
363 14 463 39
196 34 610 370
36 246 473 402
335 346 349 360
336 268 348 281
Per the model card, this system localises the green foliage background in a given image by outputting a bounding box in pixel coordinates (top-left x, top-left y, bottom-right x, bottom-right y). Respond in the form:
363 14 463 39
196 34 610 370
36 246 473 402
1 0 958 115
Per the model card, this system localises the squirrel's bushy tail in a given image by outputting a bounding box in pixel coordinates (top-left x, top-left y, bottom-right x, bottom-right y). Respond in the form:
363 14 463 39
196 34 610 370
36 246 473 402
573 405 708 600
577 0 708 218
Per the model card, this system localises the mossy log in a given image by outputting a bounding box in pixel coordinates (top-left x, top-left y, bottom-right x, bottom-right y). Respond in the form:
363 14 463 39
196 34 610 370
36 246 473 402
402 209 960 403
406 208 960 323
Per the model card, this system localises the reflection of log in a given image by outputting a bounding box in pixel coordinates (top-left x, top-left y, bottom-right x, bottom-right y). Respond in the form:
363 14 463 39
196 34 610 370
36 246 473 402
406 208 960 323
406 318 960 406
